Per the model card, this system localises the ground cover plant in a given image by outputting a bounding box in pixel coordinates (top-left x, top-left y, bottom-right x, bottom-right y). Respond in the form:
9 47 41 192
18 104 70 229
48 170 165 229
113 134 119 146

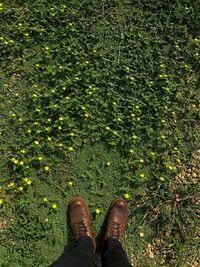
0 0 200 266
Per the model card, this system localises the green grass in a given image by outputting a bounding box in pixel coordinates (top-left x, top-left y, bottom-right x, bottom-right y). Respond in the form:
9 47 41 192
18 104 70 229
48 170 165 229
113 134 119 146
0 0 200 266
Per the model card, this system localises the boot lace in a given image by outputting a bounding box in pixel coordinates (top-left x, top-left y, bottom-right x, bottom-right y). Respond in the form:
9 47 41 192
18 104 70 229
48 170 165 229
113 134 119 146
75 220 87 237
109 221 122 240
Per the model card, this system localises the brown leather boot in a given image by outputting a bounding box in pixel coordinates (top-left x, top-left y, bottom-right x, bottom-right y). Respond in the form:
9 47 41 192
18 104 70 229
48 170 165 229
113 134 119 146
69 197 96 254
102 198 128 246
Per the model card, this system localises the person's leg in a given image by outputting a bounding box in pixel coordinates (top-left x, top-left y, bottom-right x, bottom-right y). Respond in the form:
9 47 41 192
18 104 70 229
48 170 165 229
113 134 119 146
101 198 131 267
51 236 93 267
101 237 131 267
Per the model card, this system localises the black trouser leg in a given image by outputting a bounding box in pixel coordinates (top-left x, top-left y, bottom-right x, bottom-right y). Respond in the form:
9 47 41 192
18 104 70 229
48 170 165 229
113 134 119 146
101 237 132 267
51 236 94 267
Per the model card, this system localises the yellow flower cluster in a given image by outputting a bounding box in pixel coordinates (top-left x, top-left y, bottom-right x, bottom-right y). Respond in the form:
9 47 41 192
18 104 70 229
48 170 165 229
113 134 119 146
8 181 15 187
23 177 32 185
42 197 57 209
11 158 18 164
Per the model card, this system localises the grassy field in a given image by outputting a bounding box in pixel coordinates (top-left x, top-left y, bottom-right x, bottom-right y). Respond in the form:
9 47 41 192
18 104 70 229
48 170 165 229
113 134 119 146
0 0 200 266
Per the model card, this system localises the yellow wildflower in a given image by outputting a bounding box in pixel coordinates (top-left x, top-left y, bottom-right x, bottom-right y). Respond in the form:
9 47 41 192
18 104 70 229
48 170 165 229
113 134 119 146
38 156 43 161
139 173 145 178
44 166 49 171
168 165 173 170
8 181 15 187
23 177 32 184
68 181 73 187
58 143 63 147
124 193 130 199
26 179 32 185
52 203 57 209
160 64 165 68
18 186 24 191
132 135 138 139
34 140 39 145
95 208 101 214
139 232 144 238
139 159 144 163
11 158 18 164
43 197 48 202
0 199 3 205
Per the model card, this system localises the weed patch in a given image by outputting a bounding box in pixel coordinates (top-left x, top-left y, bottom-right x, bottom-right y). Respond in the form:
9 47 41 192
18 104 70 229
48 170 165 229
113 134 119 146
0 0 199 266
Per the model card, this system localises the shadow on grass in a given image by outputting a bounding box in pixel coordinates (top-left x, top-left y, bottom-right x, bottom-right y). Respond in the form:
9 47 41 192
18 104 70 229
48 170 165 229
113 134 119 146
49 205 74 267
